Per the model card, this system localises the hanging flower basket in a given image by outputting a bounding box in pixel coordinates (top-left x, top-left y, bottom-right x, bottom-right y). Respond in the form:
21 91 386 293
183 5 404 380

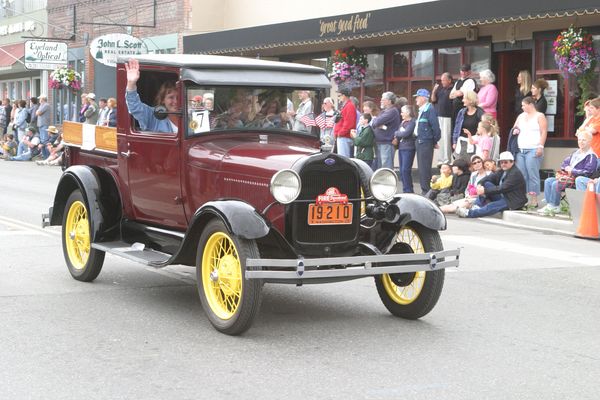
327 46 368 88
49 67 82 91
553 25 598 114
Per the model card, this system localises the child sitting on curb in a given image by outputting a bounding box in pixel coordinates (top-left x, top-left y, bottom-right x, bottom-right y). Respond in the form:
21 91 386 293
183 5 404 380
426 162 453 203
1 134 17 158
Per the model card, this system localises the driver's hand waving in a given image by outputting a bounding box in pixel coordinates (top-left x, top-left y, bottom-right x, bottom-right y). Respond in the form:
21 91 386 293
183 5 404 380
125 58 140 90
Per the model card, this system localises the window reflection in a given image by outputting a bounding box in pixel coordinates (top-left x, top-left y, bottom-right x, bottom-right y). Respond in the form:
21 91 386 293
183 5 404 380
185 86 322 136
412 50 434 77
465 45 490 72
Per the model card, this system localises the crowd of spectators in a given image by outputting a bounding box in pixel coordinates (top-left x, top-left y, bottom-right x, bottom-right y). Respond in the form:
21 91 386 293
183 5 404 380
319 63 600 219
0 92 117 166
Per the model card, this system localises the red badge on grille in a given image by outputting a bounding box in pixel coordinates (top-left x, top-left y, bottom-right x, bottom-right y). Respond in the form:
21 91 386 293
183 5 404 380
316 187 348 205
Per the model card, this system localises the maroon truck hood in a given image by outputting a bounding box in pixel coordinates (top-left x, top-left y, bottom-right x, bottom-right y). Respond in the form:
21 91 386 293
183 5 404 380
188 133 320 178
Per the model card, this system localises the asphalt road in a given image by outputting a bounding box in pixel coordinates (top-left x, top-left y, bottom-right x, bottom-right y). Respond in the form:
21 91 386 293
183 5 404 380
1 161 600 400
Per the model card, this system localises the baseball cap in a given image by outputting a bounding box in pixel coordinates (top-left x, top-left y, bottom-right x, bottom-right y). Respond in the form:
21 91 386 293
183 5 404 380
498 151 514 161
87 93 96 100
413 88 430 98
460 63 472 72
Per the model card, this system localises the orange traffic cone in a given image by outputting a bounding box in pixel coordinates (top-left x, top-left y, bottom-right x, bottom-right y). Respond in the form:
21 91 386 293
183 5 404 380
575 181 600 240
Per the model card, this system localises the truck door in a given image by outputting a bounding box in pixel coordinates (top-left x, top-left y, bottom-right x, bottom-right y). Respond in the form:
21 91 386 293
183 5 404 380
121 78 187 230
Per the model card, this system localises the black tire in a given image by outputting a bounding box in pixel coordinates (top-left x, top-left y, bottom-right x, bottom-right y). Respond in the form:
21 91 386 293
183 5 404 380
374 223 445 319
196 219 262 335
61 190 105 282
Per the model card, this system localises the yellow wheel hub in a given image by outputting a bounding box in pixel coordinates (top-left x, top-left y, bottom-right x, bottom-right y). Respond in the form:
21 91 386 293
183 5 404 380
382 227 426 305
65 200 90 270
202 232 242 320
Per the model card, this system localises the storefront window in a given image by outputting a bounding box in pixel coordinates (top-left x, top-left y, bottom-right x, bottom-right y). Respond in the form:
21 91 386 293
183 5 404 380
363 82 385 103
535 73 564 137
411 50 434 77
465 44 490 73
539 40 558 71
437 47 461 75
388 81 408 101
392 51 409 77
367 54 384 81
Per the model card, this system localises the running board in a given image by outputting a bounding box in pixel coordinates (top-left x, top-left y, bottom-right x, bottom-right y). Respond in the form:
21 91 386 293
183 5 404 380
91 241 171 267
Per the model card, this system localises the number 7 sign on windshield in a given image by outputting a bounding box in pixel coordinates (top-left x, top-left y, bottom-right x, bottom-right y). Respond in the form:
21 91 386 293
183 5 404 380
190 110 211 133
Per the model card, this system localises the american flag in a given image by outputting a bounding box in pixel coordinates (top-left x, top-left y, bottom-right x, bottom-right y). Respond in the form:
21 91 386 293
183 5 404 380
315 113 335 129
300 113 317 127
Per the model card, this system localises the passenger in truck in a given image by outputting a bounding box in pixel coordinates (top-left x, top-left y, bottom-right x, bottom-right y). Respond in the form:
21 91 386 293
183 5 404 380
124 58 179 133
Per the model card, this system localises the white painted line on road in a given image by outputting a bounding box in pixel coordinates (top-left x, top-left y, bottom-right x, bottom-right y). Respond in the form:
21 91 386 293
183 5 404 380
0 215 59 237
443 235 600 267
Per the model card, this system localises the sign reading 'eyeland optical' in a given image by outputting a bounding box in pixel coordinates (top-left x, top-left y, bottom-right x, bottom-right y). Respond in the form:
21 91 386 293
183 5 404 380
25 41 68 70
90 34 148 67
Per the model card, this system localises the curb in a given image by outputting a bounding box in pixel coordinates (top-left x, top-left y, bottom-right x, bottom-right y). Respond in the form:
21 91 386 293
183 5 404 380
476 215 575 237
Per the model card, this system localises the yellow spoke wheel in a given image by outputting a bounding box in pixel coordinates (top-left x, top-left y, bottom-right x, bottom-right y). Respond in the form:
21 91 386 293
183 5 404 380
382 227 426 305
65 200 91 270
197 219 262 335
61 190 105 282
201 232 243 320
375 223 445 320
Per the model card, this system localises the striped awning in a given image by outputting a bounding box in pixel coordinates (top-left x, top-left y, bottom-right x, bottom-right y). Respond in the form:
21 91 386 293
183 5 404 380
0 43 25 67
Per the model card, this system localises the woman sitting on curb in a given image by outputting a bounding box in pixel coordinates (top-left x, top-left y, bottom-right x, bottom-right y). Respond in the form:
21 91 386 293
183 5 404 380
538 131 597 215
440 155 489 214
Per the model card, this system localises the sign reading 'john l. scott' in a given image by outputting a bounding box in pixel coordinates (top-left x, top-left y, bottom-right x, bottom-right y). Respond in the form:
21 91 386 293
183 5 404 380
90 34 148 67
25 40 68 70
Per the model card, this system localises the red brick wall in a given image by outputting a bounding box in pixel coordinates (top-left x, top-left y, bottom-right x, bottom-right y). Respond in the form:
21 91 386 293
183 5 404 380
47 0 191 91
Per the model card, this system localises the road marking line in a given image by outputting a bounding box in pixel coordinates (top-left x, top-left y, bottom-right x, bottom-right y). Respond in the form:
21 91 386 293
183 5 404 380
443 235 600 266
0 215 59 237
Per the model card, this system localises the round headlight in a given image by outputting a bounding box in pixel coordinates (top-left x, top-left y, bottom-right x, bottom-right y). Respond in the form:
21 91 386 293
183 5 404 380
370 168 398 201
270 169 301 204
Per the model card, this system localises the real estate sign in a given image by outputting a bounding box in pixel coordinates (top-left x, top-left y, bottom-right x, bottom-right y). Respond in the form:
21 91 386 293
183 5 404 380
90 34 148 67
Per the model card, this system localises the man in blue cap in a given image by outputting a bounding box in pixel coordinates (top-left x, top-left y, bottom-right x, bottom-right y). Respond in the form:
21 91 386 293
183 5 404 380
413 88 441 194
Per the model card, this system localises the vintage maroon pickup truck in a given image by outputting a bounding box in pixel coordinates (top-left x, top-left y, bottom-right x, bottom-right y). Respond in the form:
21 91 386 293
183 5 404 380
43 55 459 335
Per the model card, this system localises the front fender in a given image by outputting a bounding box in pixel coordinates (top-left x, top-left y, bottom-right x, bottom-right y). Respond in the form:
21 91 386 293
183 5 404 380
191 200 270 239
49 166 104 241
391 193 446 230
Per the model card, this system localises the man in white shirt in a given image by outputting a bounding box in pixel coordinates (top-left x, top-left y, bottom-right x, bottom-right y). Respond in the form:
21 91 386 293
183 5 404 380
291 90 313 132
96 98 109 126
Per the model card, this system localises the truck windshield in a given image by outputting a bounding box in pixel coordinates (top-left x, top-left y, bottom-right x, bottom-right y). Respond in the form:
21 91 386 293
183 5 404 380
185 86 324 136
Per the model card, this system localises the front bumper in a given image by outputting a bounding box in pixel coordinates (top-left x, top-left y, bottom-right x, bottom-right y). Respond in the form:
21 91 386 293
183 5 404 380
245 248 460 280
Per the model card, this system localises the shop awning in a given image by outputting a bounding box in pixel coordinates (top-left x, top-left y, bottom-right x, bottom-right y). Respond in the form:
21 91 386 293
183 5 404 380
183 0 600 55
0 43 25 67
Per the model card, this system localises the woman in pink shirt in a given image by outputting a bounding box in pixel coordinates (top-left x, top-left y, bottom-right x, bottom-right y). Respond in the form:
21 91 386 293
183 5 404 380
477 69 498 119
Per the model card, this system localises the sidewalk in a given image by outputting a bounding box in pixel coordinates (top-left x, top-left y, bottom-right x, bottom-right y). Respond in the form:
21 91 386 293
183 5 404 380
403 169 581 237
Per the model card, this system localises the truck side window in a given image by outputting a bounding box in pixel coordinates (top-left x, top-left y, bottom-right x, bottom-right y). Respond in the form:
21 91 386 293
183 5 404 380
127 71 180 134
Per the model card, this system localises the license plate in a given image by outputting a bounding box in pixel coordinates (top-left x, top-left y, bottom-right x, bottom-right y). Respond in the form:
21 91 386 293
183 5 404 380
308 203 353 225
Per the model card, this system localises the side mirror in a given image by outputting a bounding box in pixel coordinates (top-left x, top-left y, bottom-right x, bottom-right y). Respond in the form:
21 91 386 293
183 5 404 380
153 105 168 120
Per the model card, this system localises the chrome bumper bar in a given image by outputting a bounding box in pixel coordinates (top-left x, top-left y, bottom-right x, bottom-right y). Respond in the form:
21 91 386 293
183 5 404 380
245 248 460 280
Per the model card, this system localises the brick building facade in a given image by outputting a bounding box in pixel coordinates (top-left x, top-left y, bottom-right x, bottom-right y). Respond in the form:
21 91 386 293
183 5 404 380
47 0 191 121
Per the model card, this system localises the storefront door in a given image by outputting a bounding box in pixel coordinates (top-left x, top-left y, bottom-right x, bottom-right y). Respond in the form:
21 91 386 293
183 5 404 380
495 50 532 150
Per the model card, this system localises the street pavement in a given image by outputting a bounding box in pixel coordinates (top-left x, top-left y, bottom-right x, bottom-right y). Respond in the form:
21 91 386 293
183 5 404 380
1 161 600 399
